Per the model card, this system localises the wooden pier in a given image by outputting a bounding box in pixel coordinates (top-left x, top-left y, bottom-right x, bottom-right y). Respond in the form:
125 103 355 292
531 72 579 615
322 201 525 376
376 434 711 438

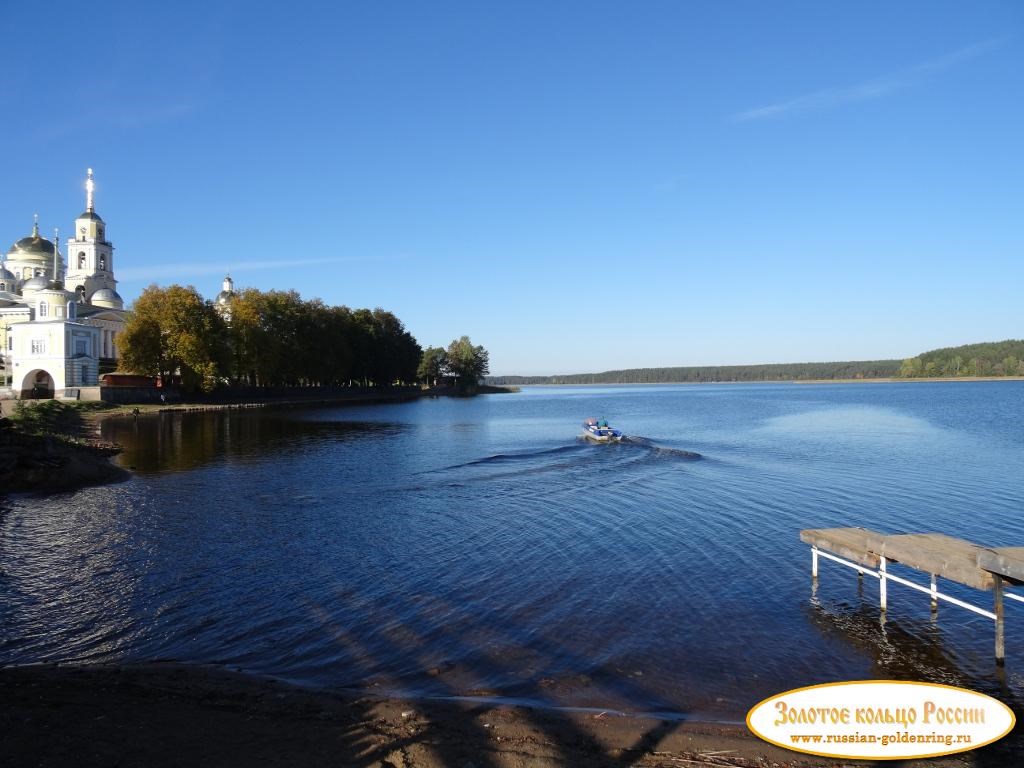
800 527 1024 664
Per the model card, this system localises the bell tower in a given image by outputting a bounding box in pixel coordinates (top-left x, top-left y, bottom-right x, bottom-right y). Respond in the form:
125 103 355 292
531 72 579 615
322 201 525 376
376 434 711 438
63 168 119 302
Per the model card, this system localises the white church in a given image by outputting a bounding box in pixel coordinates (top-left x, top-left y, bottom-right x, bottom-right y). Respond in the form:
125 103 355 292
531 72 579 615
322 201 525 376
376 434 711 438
0 170 127 399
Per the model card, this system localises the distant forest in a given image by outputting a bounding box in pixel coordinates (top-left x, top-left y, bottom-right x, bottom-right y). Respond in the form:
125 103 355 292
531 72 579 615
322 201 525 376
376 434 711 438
487 360 901 385
488 339 1024 385
898 339 1024 378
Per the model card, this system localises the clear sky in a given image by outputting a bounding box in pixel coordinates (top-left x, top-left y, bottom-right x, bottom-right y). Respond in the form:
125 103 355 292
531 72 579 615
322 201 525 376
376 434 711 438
2 1 1021 375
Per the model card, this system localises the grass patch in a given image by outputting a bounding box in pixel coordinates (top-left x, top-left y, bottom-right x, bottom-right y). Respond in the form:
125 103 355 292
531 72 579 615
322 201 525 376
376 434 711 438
7 401 116 437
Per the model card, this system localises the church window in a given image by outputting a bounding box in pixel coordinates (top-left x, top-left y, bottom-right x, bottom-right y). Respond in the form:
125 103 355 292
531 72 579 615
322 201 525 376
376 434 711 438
79 252 86 269
0 282 5 291
55 305 64 318
99 255 106 270
31 339 46 354
38 300 48 318
68 302 77 319
81 365 89 384
76 340 88 356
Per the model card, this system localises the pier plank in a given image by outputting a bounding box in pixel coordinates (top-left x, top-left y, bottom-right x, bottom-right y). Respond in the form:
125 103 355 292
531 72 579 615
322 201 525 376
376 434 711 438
978 547 1024 585
799 527 884 568
878 534 993 590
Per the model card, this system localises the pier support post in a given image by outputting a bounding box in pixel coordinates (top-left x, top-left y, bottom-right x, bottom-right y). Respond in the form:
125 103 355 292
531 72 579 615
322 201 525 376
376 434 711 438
812 546 818 579
879 556 887 612
994 575 1005 666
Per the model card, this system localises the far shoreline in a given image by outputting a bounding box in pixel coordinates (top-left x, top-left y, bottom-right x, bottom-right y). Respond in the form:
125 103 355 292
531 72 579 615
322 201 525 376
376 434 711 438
491 376 1024 387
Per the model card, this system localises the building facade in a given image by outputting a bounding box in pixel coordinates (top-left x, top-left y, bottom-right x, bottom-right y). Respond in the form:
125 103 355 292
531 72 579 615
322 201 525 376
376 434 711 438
0 170 126 398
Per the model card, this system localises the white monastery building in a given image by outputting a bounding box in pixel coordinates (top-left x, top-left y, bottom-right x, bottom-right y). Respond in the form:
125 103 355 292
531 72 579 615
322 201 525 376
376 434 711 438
0 170 126 398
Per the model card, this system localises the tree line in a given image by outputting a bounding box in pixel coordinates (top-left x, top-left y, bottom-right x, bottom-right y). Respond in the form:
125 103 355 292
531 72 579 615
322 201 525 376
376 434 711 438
898 339 1024 378
119 284 424 392
487 360 902 386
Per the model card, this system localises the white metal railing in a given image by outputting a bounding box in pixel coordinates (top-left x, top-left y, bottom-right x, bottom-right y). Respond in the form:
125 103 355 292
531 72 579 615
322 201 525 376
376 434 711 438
810 545 1019 661
880 567 996 620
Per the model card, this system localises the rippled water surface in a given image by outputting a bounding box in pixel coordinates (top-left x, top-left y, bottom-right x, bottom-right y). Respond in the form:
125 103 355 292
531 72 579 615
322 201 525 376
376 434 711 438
2 383 1023 718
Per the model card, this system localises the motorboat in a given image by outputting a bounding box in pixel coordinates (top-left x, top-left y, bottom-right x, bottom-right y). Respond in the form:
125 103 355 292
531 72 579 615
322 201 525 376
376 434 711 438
582 417 624 443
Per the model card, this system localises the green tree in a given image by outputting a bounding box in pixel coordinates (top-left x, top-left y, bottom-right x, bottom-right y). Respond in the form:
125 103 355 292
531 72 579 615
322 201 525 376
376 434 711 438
225 288 264 386
119 284 227 392
899 357 923 377
257 290 307 386
369 308 421 386
445 336 490 389
417 346 447 387
226 289 308 386
1003 355 1019 376
315 304 355 386
348 308 376 386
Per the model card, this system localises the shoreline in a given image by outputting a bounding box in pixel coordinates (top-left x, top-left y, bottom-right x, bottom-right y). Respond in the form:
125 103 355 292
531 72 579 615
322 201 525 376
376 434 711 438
84 384 519 424
0 387 517 496
491 376 1024 387
0 421 129 496
1 661 987 767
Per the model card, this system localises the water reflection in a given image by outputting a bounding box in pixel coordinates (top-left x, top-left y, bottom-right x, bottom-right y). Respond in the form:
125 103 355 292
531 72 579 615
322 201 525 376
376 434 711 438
102 411 402 473
805 598 1024 759
806 599 970 685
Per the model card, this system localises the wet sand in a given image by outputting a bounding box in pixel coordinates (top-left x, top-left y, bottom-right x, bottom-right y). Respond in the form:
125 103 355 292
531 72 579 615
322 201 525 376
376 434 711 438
2 663 999 767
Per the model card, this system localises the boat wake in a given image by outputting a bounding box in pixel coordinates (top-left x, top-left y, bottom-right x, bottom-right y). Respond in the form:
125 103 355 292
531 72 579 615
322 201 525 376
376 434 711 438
435 444 589 472
434 438 701 476
619 436 702 461
403 437 703 492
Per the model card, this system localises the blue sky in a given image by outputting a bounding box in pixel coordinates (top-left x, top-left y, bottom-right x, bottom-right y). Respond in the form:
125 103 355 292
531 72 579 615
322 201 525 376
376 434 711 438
2 1 1021 375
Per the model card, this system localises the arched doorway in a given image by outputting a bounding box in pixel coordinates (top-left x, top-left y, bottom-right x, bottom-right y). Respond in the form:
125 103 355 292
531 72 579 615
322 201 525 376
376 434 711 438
20 369 55 399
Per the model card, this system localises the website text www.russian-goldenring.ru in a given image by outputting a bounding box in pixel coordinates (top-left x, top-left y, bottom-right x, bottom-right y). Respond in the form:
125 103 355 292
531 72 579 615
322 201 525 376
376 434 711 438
790 732 972 748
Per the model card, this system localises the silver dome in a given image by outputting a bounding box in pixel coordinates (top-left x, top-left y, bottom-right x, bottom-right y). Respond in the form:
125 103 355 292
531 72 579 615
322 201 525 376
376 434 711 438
21 275 50 291
90 288 124 308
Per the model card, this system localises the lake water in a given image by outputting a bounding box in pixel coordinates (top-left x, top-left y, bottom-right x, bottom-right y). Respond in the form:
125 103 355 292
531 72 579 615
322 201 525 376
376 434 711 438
2 382 1022 719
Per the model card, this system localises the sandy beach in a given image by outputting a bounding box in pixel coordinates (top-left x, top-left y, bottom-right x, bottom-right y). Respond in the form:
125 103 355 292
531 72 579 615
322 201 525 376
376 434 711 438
3 663 1011 767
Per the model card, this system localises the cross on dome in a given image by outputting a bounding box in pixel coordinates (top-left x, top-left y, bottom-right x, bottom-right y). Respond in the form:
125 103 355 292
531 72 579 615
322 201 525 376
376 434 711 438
86 168 95 212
